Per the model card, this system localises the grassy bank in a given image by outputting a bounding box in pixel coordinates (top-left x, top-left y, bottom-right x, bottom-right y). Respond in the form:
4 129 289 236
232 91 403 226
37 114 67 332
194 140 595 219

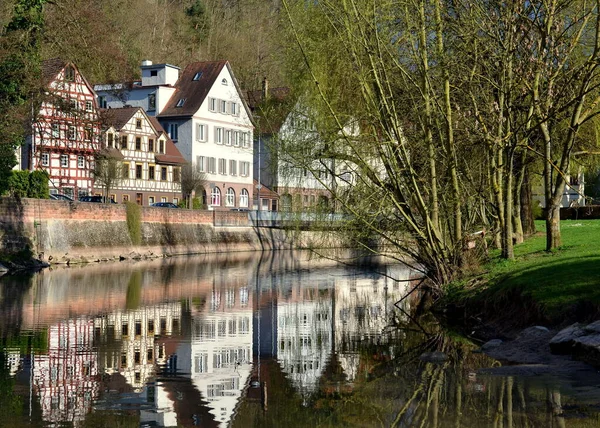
448 219 600 327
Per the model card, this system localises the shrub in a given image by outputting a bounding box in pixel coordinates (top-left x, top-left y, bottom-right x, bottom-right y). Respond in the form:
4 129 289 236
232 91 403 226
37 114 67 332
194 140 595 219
192 197 203 210
532 202 544 220
28 170 49 198
126 202 142 245
7 170 29 197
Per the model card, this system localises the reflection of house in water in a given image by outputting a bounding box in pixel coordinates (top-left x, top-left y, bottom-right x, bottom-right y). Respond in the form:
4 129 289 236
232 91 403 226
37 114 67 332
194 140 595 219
4 348 21 376
94 301 182 391
335 266 414 382
276 289 333 398
32 318 99 426
174 285 254 428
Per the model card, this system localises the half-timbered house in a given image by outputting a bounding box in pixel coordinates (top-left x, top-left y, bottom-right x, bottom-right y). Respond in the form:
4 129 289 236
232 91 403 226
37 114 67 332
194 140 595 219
23 58 101 199
98 107 186 205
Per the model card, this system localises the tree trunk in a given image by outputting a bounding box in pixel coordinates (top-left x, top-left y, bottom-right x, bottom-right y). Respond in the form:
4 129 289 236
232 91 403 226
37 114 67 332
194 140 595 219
546 204 561 250
520 168 536 236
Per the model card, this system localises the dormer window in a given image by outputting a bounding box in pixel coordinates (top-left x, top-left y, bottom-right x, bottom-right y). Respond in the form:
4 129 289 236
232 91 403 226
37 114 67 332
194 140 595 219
193 72 203 81
221 78 228 85
176 98 186 108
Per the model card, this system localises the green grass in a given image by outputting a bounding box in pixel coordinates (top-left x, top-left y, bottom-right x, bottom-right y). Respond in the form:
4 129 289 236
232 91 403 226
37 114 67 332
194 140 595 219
456 219 600 321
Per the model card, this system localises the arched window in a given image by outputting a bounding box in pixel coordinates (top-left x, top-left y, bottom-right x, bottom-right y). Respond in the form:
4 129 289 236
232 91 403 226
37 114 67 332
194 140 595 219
201 189 207 206
221 78 228 85
225 188 235 207
211 187 221 206
239 189 249 207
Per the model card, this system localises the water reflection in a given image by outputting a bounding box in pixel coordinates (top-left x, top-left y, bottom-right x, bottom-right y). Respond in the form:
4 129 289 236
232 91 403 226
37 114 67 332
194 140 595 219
1 251 600 427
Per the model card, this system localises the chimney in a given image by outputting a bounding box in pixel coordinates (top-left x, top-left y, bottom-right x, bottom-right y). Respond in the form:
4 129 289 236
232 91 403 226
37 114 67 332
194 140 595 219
141 60 153 67
262 77 269 100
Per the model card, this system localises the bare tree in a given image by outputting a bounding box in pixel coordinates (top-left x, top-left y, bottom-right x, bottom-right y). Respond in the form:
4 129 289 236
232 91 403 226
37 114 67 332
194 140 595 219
180 163 206 209
92 149 124 203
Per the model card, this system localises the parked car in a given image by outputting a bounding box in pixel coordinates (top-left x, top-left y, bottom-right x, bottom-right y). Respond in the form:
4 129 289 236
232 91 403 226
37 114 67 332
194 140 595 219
49 193 74 201
79 195 116 203
151 202 179 208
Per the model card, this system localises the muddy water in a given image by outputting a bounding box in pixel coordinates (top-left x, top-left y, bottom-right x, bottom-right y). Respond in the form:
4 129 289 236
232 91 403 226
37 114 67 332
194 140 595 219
0 251 599 427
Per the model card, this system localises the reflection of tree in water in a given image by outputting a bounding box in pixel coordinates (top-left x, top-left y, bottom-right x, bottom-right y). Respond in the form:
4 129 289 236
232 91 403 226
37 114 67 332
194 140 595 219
125 271 142 310
0 273 35 335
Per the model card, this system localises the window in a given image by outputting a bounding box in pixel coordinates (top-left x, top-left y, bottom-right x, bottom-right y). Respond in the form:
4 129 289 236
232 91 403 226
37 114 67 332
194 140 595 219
225 130 231 146
85 101 93 112
121 135 128 149
149 165 155 180
173 197 178 204
225 188 235 207
136 164 143 179
220 100 227 113
234 131 240 147
150 70 158 77
176 98 186 107
136 119 142 129
135 137 141 150
197 124 206 141
68 126 76 140
211 187 221 206
148 138 154 152
85 128 92 141
148 93 156 110
215 127 223 144
78 156 85 168
241 161 250 177
107 133 114 147
240 189 249 207
196 156 205 172
123 194 129 202
60 154 69 167
122 162 130 178
229 160 237 175
161 197 167 203
193 71 203 81
209 97 216 112
159 140 165 153
41 152 49 167
173 167 181 183
208 157 216 174
98 95 107 109
222 78 228 85
161 167 167 181
218 158 226 175
70 98 78 111
52 123 59 138
231 102 237 115
65 66 75 81
168 124 178 141
242 133 249 148
149 196 155 205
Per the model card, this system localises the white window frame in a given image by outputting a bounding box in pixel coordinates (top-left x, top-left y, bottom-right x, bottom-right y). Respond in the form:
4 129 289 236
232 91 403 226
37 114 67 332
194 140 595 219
225 188 235 207
220 100 227 113
168 123 178 141
240 189 249 207
233 131 240 147
197 156 205 172
85 101 93 112
211 187 221 206
77 156 85 168
208 157 216 174
209 97 216 112
218 158 227 175
41 152 49 167
68 126 76 140
229 160 237 176
60 154 69 168
225 130 231 146
215 127 223 144
231 102 237 115
197 123 206 142
52 123 59 138
243 133 249 148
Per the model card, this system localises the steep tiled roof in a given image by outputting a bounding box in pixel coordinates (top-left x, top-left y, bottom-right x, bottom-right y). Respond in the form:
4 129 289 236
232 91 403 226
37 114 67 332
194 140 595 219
245 87 293 135
158 60 228 117
99 107 139 130
41 58 68 85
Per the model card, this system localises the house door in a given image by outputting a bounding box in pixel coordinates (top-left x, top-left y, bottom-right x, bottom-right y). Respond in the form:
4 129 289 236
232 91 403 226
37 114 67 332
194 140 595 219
136 193 143 205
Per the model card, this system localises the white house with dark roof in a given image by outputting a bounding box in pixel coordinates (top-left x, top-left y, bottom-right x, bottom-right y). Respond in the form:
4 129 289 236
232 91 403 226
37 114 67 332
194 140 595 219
95 60 254 210
97 106 186 205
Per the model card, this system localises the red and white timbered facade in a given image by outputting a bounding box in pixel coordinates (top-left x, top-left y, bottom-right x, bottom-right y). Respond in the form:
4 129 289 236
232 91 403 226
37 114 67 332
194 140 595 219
25 59 101 199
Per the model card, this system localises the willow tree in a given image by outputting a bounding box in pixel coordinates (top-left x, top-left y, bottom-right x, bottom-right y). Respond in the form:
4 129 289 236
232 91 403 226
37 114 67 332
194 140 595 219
280 0 479 287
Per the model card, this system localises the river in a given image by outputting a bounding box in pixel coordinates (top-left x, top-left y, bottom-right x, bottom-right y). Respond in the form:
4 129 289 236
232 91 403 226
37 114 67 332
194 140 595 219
0 251 599 427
